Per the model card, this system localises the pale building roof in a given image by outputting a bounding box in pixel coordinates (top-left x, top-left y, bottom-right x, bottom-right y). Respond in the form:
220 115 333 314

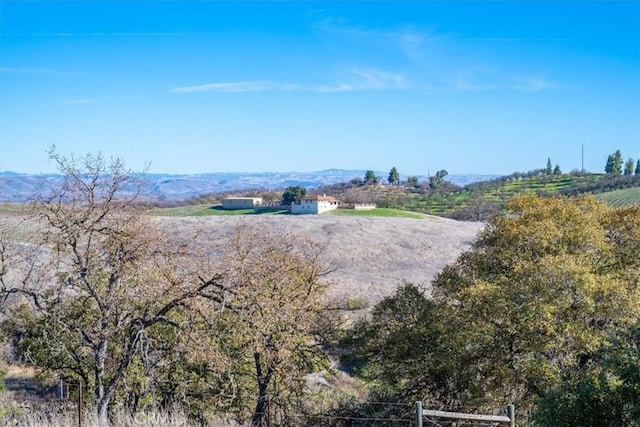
223 197 262 200
301 195 339 202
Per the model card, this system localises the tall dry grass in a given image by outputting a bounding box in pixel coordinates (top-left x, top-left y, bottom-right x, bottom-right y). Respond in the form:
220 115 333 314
0 393 248 426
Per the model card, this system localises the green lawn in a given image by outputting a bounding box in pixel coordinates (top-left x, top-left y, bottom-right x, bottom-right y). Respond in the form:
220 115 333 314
328 208 429 219
0 203 25 214
152 205 289 217
154 205 427 219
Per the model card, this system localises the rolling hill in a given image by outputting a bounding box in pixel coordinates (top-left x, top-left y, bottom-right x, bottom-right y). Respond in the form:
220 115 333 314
157 214 484 304
1 210 483 305
0 170 496 203
315 172 640 220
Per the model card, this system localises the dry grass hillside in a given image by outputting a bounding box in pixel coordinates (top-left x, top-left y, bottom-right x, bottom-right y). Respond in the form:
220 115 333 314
155 215 484 304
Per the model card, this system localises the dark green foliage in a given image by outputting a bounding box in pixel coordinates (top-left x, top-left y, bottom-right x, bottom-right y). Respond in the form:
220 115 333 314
612 150 624 174
636 160 640 175
428 170 449 190
546 157 553 175
560 174 640 197
388 167 399 185
406 176 419 187
553 164 562 175
606 155 615 174
341 283 444 403
282 186 307 205
344 196 640 419
604 150 624 174
533 323 640 426
364 170 377 184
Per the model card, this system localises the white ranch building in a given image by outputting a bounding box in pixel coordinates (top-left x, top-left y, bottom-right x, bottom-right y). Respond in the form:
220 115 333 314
291 195 339 214
222 197 263 209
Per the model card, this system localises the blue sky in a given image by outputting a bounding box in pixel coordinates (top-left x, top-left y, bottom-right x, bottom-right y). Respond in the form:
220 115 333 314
1 1 638 176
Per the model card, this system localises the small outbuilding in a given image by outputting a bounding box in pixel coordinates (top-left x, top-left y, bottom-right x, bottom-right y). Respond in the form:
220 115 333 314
222 197 263 209
291 195 339 214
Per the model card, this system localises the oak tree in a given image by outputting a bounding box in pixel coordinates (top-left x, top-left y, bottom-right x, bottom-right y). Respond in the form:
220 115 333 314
208 225 332 426
0 150 222 426
346 195 640 420
282 186 306 205
533 322 640 426
430 195 640 412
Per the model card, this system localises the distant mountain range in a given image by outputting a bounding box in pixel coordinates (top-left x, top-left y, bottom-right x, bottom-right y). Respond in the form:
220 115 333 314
0 170 499 203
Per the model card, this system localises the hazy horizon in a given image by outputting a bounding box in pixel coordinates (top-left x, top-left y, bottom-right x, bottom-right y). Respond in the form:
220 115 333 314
0 167 501 177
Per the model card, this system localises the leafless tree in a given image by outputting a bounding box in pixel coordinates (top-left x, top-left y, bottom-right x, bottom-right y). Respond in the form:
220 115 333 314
0 150 223 426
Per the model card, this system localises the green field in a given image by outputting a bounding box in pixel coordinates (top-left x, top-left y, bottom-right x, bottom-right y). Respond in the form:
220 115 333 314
329 208 428 219
596 187 640 208
153 205 289 216
386 174 613 215
0 203 26 214
153 205 427 219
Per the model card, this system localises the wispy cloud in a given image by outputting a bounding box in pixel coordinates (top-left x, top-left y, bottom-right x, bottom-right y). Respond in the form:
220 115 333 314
172 68 411 94
454 69 573 93
171 81 298 94
317 68 410 92
311 17 435 60
513 78 573 92
174 71 568 96
312 15 575 95
62 98 94 105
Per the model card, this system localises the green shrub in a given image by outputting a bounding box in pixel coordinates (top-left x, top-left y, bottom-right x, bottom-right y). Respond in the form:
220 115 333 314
346 297 370 311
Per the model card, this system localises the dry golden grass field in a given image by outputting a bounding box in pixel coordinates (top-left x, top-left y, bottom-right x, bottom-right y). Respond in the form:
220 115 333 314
0 211 483 304
154 215 484 304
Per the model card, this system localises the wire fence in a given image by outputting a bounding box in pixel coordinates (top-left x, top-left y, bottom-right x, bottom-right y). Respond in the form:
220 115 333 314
251 399 516 427
1 379 519 427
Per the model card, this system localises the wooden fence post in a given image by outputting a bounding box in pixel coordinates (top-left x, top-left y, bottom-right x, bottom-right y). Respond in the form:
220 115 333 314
415 401 423 427
508 404 515 427
77 380 83 427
